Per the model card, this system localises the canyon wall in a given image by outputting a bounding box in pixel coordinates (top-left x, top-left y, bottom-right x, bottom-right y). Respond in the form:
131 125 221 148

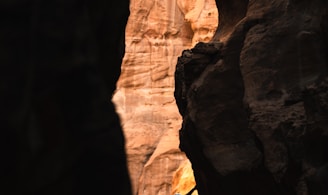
1 1 131 194
112 0 217 194
175 0 328 194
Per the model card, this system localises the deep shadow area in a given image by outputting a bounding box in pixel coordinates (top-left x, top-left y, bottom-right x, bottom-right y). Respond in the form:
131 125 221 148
175 0 328 194
0 1 131 194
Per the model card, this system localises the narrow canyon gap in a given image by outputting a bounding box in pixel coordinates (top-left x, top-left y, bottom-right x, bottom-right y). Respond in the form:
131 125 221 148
112 0 218 194
1 1 131 194
175 0 328 194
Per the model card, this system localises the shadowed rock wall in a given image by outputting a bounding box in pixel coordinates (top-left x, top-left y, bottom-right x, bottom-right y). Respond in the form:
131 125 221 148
175 0 328 194
0 1 131 194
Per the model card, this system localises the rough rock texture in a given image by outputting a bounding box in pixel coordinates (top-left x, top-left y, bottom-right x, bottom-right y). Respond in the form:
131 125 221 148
0 1 131 194
171 159 198 195
112 0 217 194
175 0 328 194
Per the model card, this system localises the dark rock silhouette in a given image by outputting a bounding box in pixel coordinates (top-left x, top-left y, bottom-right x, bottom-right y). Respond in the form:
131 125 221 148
175 0 328 194
0 1 131 194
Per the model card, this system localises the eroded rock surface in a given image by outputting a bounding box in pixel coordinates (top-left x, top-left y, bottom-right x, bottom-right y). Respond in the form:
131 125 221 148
112 0 217 194
171 159 198 195
175 0 328 194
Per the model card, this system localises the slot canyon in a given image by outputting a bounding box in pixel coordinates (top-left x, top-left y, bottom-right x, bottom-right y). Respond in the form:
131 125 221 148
112 0 218 194
1 1 328 195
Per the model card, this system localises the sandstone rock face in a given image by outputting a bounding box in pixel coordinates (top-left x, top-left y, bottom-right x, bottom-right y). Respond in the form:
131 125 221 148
171 159 198 195
112 0 217 194
175 0 328 194
1 1 131 194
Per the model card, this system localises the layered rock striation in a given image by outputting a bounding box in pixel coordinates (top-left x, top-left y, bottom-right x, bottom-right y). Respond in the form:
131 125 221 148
113 0 217 194
175 0 328 194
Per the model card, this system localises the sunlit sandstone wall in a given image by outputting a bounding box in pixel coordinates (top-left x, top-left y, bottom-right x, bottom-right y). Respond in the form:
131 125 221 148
112 0 218 194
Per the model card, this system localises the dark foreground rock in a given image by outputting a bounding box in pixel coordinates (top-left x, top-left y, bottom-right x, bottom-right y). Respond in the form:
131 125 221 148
0 1 131 194
175 0 328 194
